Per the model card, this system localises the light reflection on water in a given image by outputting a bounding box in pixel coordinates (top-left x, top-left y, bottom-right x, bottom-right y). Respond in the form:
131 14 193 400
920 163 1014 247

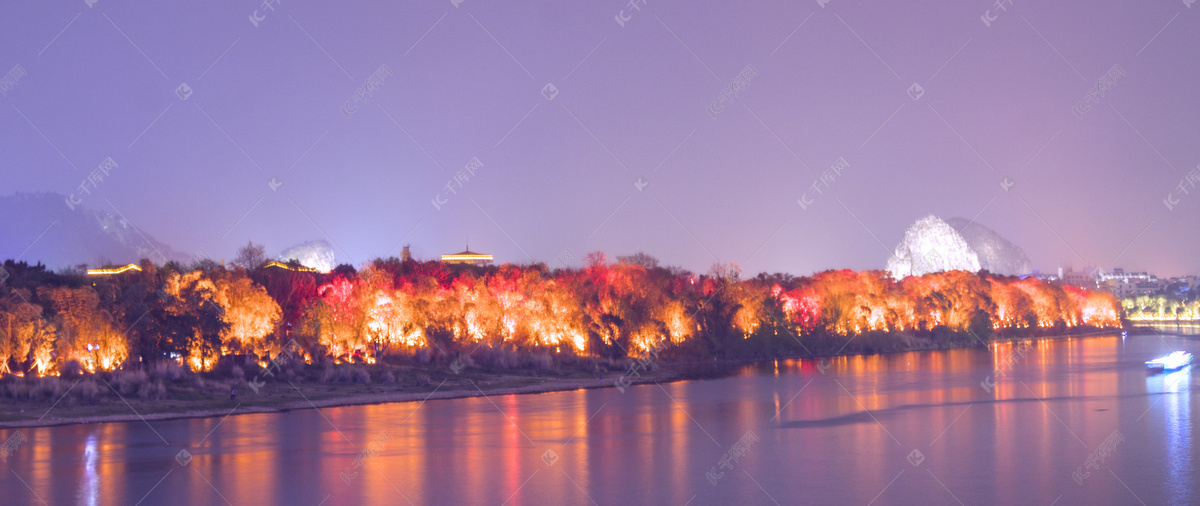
1148 365 1191 505
0 332 1195 505
80 433 97 506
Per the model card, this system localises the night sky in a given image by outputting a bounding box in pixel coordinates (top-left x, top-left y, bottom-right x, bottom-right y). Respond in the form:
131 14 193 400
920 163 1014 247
2 0 1197 276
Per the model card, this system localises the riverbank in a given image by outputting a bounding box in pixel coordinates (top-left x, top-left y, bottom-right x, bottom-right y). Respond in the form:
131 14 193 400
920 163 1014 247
0 360 743 429
0 374 643 429
0 328 1127 429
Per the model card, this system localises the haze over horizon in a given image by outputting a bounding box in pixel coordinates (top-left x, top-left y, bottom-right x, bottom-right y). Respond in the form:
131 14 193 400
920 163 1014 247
2 0 1197 276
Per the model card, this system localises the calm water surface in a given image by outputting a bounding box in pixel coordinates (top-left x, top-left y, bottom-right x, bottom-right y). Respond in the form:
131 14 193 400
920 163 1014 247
3 329 1198 505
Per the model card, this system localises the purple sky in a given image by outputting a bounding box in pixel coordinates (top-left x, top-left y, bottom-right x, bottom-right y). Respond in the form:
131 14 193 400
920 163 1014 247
2 0 1197 276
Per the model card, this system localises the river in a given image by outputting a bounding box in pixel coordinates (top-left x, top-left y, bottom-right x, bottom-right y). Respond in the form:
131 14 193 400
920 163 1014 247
1 328 1196 505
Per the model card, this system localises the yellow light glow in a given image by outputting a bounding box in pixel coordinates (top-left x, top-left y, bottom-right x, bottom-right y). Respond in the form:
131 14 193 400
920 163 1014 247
264 261 318 272
441 254 494 263
86 264 142 275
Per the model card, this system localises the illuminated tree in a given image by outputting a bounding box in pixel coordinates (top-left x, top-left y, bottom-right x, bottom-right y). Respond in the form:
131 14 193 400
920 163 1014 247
159 271 229 371
0 289 55 375
40 286 127 372
212 276 281 355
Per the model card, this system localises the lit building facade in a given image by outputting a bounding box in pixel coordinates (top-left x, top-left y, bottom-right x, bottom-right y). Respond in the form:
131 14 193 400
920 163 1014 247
441 249 493 265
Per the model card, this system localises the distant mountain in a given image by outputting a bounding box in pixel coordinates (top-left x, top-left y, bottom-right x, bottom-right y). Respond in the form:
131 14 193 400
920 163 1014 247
944 218 1032 276
0 192 188 269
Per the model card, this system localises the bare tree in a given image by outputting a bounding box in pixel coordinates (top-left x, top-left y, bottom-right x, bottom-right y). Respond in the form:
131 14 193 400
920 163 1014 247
233 241 267 270
707 262 742 281
617 252 659 270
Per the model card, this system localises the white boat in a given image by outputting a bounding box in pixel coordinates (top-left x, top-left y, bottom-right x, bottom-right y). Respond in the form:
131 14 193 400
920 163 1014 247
1146 351 1193 371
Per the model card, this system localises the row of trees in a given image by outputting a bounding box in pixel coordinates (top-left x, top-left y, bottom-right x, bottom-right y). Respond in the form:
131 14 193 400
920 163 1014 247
1122 295 1200 320
0 258 280 376
0 249 1122 377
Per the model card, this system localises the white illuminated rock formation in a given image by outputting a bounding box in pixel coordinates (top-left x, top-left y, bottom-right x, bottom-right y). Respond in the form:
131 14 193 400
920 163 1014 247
886 216 981 278
886 216 1033 278
279 240 336 273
